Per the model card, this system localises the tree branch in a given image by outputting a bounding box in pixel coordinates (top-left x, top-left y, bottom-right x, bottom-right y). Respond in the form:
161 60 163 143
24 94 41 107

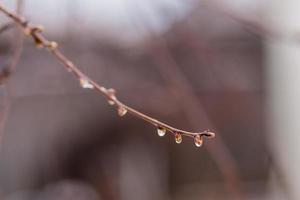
0 2 215 147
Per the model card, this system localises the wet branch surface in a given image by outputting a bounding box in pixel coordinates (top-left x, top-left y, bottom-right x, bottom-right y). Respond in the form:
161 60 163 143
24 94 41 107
0 2 215 147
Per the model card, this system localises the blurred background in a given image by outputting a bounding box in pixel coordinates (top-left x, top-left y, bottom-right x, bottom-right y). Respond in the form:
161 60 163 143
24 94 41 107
0 0 299 199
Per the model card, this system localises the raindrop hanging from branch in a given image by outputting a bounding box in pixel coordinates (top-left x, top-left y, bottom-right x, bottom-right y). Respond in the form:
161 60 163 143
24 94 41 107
0 2 216 148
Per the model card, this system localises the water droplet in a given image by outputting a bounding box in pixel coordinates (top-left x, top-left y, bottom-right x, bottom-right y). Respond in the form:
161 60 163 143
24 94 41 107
79 78 94 89
34 25 44 33
118 107 127 116
47 41 58 50
99 87 106 92
108 100 115 105
174 132 182 144
194 135 203 147
107 88 116 95
157 127 166 137
107 88 116 105
23 27 31 36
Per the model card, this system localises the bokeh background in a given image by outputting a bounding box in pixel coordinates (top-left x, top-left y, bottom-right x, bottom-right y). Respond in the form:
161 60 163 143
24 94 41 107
0 0 299 199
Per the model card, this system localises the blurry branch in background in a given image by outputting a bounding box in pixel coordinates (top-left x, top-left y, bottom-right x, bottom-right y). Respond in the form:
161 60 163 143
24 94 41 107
0 22 14 35
0 2 216 147
201 0 300 42
202 0 276 39
146 33 243 199
0 0 24 145
0 1 24 84
128 1 242 197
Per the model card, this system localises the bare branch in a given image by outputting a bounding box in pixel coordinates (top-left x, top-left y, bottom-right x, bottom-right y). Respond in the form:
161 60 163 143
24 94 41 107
0 2 215 147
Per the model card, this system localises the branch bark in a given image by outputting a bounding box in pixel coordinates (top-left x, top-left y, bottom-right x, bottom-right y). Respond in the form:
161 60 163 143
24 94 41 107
0 2 215 147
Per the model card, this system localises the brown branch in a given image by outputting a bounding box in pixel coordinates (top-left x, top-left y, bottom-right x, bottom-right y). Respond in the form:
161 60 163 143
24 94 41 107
0 2 215 147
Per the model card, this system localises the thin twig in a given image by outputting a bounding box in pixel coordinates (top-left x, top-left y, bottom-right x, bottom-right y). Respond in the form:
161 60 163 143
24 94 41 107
0 2 215 146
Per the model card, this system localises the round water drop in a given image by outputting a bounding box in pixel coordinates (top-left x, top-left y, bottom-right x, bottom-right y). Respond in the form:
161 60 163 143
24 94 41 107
118 107 127 117
157 127 166 137
194 135 203 147
108 100 115 105
175 132 182 144
80 78 94 89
